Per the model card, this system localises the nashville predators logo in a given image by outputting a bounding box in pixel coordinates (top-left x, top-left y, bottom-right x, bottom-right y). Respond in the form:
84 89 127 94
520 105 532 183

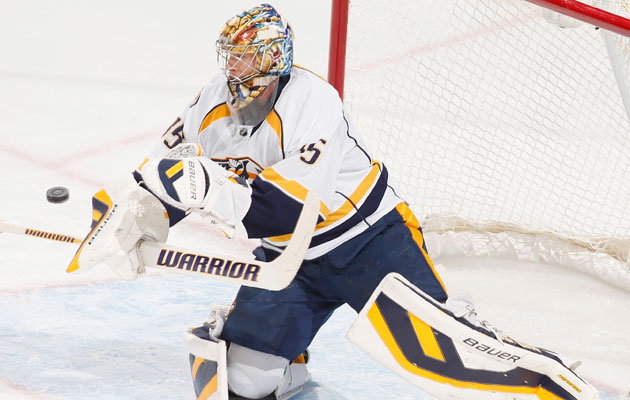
214 156 263 181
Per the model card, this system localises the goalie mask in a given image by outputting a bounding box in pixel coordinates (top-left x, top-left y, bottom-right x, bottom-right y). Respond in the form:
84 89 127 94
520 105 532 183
216 4 294 128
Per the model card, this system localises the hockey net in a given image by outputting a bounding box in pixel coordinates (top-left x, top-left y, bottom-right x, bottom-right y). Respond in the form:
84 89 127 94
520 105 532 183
331 0 630 290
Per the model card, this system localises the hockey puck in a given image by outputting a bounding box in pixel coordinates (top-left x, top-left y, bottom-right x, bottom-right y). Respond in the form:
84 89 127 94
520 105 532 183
46 186 70 203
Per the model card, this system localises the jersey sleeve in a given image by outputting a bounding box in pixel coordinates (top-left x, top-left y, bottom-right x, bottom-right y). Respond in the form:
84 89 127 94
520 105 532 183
148 90 203 158
242 86 346 238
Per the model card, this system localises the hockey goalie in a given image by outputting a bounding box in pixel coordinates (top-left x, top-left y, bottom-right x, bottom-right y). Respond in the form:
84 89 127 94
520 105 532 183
66 3 599 399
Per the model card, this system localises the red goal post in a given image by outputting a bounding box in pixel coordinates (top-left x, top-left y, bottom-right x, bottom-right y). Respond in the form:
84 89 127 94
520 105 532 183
525 0 630 36
328 0 630 290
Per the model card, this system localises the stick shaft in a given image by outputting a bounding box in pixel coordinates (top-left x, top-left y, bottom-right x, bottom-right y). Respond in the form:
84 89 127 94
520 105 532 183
0 221 82 244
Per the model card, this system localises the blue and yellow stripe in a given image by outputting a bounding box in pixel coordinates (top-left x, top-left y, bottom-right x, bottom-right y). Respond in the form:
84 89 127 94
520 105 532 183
264 161 385 245
189 354 219 400
66 189 114 273
395 202 448 296
368 292 576 400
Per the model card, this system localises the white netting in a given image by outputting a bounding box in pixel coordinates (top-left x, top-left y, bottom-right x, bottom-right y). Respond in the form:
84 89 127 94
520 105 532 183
594 0 630 15
343 0 630 290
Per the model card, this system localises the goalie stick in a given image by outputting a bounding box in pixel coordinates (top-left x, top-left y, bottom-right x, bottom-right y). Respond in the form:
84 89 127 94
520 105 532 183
1 191 320 291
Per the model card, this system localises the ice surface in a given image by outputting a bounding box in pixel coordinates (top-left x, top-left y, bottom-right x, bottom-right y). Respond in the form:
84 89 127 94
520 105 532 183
0 1 628 399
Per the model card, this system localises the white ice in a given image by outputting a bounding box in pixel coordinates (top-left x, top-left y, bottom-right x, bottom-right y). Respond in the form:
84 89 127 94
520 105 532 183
0 1 629 399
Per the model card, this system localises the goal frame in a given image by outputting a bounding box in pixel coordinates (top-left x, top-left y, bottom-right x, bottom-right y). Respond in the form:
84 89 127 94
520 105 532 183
328 0 630 100
326 0 630 291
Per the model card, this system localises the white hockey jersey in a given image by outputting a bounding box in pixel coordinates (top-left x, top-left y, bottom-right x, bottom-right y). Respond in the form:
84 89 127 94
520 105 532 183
149 66 404 259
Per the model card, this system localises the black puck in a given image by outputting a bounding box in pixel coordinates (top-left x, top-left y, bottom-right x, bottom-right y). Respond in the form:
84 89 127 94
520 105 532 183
46 186 70 203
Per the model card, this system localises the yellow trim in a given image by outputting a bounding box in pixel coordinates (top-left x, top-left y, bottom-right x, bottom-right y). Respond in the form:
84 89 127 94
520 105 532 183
317 161 382 230
396 202 420 230
66 257 80 274
557 374 581 394
536 390 565 400
409 313 445 362
199 104 231 134
293 64 326 81
395 203 448 296
260 167 309 201
191 356 203 379
367 303 560 398
165 160 184 179
197 374 218 400
261 167 330 243
268 233 292 242
92 209 103 222
261 167 330 215
93 189 113 206
265 109 283 148
137 157 150 171
267 162 382 243
293 354 306 364
67 190 113 273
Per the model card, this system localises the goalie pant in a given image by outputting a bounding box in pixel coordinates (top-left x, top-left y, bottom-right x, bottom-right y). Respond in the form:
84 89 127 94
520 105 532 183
183 204 450 399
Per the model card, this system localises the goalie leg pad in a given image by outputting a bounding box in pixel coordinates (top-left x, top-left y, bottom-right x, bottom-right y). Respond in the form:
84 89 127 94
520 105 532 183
186 326 229 400
346 273 599 400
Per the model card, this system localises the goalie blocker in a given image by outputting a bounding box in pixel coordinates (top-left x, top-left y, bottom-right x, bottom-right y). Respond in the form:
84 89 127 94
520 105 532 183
347 273 598 400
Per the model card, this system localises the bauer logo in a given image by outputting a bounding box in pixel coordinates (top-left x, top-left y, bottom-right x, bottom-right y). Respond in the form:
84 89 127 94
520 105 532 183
188 160 197 200
463 338 521 363
88 204 117 246
156 249 260 282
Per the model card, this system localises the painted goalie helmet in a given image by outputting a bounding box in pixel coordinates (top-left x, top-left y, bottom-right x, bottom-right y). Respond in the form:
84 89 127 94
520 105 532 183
216 4 294 127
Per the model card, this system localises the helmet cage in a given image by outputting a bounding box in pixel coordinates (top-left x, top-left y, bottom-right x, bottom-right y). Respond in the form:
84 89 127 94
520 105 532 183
216 40 274 84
